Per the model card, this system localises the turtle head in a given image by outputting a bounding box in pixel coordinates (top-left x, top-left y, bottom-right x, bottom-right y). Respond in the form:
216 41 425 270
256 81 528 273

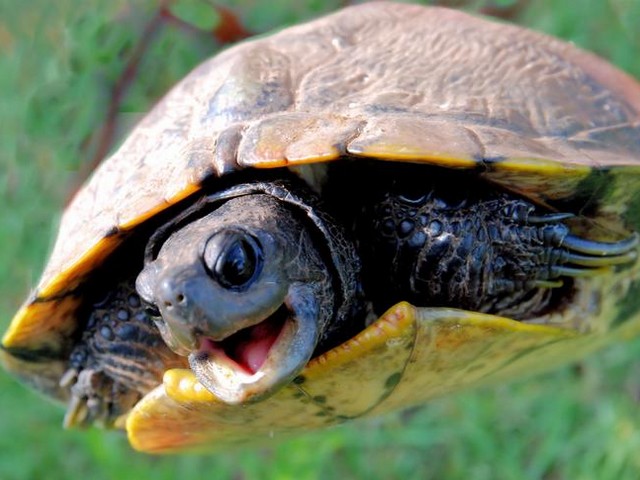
136 189 355 404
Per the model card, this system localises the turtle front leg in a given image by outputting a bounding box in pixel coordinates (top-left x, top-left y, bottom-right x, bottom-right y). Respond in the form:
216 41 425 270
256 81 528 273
60 278 186 428
357 181 638 320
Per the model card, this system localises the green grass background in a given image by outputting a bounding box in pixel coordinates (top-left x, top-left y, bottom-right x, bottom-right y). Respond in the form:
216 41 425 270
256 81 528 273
1 0 640 478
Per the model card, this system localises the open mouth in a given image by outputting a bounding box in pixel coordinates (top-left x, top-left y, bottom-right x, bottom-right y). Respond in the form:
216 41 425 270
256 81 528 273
187 301 317 404
198 305 289 375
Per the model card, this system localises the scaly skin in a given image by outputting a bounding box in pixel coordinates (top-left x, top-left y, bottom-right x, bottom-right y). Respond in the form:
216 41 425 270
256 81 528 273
354 168 637 319
62 279 185 427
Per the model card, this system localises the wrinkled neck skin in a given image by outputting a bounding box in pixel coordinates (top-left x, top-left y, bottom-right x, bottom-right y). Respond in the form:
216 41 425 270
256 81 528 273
136 193 341 403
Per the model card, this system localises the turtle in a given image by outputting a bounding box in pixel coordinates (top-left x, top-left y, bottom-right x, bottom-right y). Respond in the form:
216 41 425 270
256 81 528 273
3 2 640 454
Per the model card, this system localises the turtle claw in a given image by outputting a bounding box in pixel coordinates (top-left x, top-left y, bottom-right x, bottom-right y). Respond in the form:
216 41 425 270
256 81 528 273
551 265 609 278
527 212 575 224
60 369 91 428
64 390 90 429
62 369 109 428
533 279 564 288
561 250 638 267
562 232 639 256
546 232 637 280
534 220 638 280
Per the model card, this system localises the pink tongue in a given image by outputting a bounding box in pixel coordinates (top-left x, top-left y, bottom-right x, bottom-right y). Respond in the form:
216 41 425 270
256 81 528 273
230 319 284 374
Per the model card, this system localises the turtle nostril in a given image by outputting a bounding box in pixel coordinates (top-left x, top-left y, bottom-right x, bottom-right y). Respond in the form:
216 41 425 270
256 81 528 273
158 279 187 309
163 293 185 309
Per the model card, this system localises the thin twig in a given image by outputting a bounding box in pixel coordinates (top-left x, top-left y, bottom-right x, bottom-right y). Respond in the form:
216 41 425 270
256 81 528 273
80 1 251 184
76 2 169 193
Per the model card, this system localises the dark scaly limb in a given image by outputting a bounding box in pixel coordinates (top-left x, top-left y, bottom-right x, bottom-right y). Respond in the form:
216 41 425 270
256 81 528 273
355 171 637 320
61 278 186 428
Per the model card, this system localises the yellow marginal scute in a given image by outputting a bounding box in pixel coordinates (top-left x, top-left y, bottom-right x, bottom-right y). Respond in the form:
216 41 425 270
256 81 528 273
492 157 591 176
345 115 484 168
3 297 81 354
483 157 592 202
4 182 203 357
352 145 478 168
118 182 202 230
3 233 123 354
36 234 121 300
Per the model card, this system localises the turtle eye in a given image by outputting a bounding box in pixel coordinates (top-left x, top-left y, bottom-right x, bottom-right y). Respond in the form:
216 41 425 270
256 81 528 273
203 230 263 290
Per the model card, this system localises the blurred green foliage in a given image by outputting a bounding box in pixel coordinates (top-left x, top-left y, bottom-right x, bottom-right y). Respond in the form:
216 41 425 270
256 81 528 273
1 0 640 478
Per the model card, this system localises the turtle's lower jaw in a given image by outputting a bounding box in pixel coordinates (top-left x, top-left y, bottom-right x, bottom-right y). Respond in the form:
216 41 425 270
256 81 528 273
188 302 318 404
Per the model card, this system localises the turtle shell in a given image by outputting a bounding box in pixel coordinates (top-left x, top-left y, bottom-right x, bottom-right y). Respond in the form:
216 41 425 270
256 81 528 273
3 2 640 453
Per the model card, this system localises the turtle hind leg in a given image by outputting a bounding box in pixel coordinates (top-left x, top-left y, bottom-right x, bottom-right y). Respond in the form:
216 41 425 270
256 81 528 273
356 172 637 320
61 277 186 428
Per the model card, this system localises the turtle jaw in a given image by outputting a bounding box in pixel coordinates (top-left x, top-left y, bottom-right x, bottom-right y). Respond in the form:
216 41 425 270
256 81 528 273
188 296 319 404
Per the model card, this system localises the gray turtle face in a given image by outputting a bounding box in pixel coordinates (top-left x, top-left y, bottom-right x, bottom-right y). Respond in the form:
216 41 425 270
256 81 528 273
136 193 332 404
